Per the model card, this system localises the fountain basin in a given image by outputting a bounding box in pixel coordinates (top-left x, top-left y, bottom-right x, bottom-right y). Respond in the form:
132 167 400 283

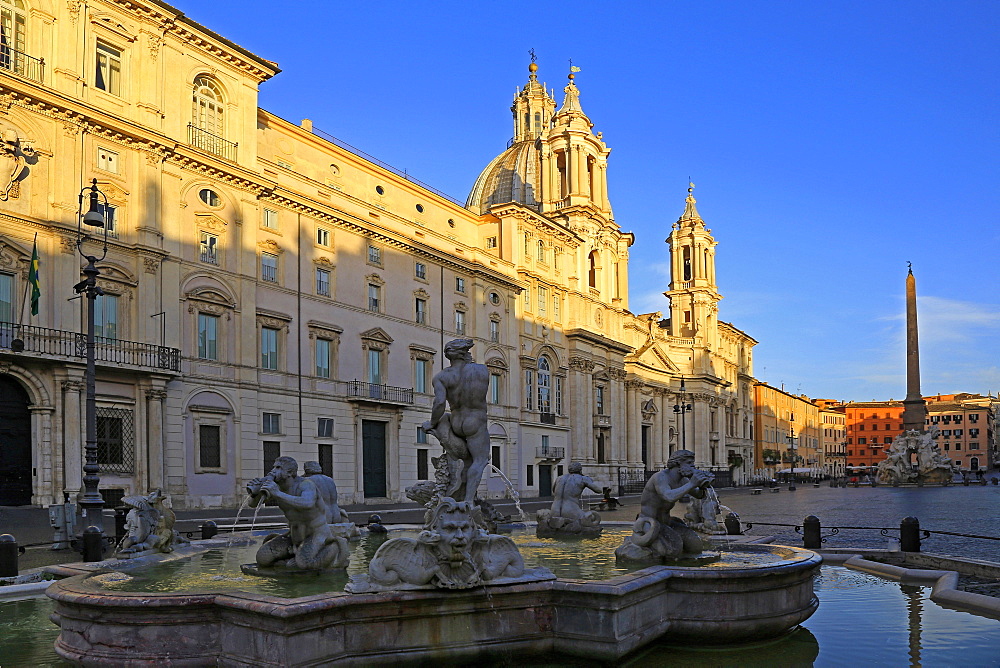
47 542 820 666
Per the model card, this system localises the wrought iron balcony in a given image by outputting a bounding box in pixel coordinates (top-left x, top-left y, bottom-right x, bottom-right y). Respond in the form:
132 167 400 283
0 47 43 83
535 445 565 461
540 412 556 425
594 414 611 428
345 380 413 405
187 123 238 161
0 321 180 372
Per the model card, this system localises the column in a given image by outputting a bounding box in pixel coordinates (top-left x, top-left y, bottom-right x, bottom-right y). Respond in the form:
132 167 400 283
624 379 642 466
569 362 588 462
61 379 84 497
539 150 549 207
146 388 167 491
573 146 584 196
654 390 666 468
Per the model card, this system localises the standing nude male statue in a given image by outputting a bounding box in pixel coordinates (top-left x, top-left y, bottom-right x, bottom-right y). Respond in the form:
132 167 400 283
421 338 490 504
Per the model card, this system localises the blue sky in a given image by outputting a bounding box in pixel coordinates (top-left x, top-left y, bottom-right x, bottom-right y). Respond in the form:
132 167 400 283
172 0 1000 402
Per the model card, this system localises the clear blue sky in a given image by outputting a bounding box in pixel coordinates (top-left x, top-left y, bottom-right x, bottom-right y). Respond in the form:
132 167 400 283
172 0 1000 403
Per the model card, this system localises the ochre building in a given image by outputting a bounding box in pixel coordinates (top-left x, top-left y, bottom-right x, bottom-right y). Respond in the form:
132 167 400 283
0 0 756 508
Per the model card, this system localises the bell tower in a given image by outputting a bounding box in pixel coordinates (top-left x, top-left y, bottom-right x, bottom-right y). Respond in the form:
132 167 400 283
537 67 611 215
664 184 721 340
511 53 556 143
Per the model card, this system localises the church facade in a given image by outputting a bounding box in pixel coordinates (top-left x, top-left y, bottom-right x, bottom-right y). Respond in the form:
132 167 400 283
0 0 755 509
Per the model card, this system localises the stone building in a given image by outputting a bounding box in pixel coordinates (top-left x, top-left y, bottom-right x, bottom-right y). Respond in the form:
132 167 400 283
753 383 821 476
924 394 996 473
0 0 756 509
844 401 903 473
813 400 846 478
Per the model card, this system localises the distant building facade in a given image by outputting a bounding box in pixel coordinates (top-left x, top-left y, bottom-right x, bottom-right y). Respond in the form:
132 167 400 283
924 394 996 472
844 402 903 472
752 383 821 475
814 400 846 478
0 1 757 508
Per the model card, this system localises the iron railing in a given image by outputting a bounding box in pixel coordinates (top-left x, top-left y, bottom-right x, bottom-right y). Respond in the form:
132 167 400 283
0 321 181 371
0 47 43 83
618 468 655 495
345 380 413 404
540 412 556 424
187 124 238 162
535 445 565 460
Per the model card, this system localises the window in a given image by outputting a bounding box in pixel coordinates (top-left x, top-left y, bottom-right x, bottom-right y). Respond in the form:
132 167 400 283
415 298 427 324
198 425 222 469
537 240 546 262
0 273 12 322
415 262 426 279
199 188 221 207
417 448 429 480
367 348 383 385
368 284 381 312
98 203 117 238
884 436 892 444
263 208 278 229
526 465 534 486
588 250 598 288
489 373 501 404
970 442 980 450
537 356 552 413
489 319 499 342
492 445 501 469
192 76 225 137
541 435 550 453
415 203 424 213
368 245 382 265
553 247 561 270
555 376 563 415
261 327 278 369
553 293 560 320
95 42 122 96
316 268 331 297
486 236 497 249
523 285 530 308
94 293 118 341
262 412 281 434
197 313 219 360
415 358 429 393
316 338 331 378
375 185 385 195
942 430 951 437
596 386 605 415
416 426 427 444
0 1 26 59
954 429 963 437
489 292 501 306
317 417 334 438
96 407 133 474
455 277 466 293
454 310 465 335
263 441 280 471
538 286 548 314
97 147 119 174
316 227 330 246
970 428 980 437
524 234 531 256
261 253 278 282
858 437 867 445
200 232 218 264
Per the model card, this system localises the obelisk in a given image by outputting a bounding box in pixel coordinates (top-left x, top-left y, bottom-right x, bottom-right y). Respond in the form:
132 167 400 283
901 263 926 432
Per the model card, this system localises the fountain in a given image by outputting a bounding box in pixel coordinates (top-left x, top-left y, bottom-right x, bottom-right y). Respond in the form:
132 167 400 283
535 461 604 538
45 340 821 665
877 428 959 485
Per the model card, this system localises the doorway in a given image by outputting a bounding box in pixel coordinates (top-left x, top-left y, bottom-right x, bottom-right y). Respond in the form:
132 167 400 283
362 420 387 498
641 425 650 470
538 464 553 498
0 375 31 505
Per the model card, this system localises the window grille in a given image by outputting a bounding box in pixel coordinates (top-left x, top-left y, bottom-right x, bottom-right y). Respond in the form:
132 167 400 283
97 407 134 474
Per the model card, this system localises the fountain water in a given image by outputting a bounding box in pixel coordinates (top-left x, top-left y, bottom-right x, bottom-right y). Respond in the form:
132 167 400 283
485 462 526 521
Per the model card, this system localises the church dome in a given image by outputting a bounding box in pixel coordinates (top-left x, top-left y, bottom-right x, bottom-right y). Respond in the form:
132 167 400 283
466 138 541 215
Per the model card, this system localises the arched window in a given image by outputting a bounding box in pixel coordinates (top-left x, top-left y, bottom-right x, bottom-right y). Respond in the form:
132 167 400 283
0 0 27 56
588 250 599 288
192 75 225 136
537 356 551 413
537 239 545 262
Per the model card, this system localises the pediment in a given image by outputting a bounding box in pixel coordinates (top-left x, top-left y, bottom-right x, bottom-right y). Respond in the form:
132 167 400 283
360 327 393 344
90 13 137 42
98 261 138 286
195 212 228 233
186 287 235 308
0 237 30 272
631 343 680 373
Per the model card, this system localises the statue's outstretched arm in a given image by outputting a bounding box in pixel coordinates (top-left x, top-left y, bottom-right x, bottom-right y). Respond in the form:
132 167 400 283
429 376 448 429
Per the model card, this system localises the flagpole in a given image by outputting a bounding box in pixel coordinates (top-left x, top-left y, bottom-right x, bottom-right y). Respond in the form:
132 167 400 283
17 233 36 325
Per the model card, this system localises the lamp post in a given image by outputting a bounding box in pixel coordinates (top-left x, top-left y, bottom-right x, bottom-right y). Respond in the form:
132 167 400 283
74 179 110 538
673 377 693 451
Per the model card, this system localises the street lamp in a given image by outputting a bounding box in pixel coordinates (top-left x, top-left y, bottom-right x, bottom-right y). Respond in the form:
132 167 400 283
673 377 693 451
74 178 110 539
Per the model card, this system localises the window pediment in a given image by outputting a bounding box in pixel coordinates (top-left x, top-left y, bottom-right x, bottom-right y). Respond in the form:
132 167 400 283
90 13 138 42
409 344 436 360
195 212 228 233
365 273 384 286
413 288 430 299
0 237 30 276
257 239 282 254
360 327 393 345
307 320 343 340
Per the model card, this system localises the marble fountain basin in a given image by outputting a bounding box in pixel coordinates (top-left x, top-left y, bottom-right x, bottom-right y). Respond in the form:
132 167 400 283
46 534 820 666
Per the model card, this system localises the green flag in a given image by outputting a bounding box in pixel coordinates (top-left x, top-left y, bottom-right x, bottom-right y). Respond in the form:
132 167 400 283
28 234 40 316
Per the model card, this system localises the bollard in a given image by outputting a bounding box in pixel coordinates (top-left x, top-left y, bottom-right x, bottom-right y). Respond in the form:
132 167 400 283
201 521 218 540
802 515 822 549
724 512 742 535
788 482 796 491
900 516 921 552
82 526 104 562
114 507 128 545
0 534 18 577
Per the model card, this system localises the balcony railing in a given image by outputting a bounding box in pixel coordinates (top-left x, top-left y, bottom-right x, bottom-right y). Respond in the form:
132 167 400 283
0 47 43 83
540 412 556 424
594 414 612 428
535 445 565 460
345 380 413 404
187 124 238 162
0 321 181 372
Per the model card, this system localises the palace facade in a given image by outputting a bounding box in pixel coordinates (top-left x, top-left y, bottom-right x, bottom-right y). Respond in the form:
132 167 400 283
0 0 756 509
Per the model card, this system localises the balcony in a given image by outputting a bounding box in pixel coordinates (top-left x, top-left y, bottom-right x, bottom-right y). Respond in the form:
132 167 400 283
187 124 238 162
536 445 565 461
594 414 611 428
0 321 180 372
0 47 44 83
344 380 413 405
540 412 556 425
